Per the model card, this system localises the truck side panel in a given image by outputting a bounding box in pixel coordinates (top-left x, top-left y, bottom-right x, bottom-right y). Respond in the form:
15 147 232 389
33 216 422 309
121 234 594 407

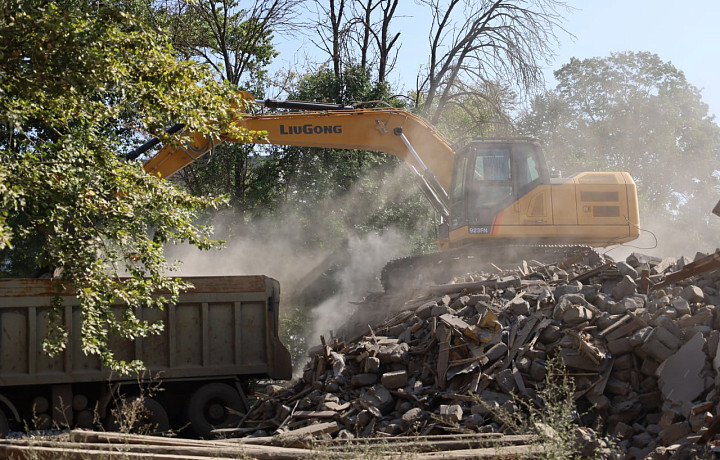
0 276 292 387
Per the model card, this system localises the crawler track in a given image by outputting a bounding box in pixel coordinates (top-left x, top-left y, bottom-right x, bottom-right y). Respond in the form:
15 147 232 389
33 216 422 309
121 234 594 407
381 244 600 291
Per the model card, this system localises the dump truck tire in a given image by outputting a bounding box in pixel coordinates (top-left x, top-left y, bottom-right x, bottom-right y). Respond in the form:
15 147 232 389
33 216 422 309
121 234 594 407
187 383 243 438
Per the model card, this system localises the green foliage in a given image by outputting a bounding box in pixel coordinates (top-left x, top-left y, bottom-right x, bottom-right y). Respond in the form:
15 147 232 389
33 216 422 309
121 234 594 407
272 65 435 253
139 0 279 87
279 306 310 367
0 0 247 372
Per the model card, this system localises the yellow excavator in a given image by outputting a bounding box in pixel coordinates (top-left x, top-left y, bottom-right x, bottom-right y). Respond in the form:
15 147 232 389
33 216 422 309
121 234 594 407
129 96 640 287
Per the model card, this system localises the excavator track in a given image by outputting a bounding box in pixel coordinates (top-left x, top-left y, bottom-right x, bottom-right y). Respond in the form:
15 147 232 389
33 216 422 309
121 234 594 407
380 245 603 291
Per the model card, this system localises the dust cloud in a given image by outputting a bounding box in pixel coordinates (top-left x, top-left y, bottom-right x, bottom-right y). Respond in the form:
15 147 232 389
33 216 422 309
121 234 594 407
164 161 422 358
306 230 407 344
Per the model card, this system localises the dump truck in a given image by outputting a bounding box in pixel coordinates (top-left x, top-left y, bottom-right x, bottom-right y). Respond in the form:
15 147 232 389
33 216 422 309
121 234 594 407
0 275 291 438
133 96 641 287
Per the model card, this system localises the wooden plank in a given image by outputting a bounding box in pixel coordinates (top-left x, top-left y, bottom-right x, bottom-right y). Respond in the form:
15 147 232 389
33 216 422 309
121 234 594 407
425 280 497 296
0 444 213 460
653 250 720 290
275 421 340 439
501 315 539 371
410 443 549 459
292 410 337 419
436 326 451 389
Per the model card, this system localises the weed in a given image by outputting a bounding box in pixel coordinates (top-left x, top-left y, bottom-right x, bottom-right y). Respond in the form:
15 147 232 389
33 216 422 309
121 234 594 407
477 357 620 459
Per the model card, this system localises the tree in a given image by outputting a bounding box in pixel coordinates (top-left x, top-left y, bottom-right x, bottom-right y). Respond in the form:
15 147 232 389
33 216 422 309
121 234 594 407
0 0 255 371
310 0 401 84
416 0 569 125
520 51 720 247
139 0 301 223
348 0 400 83
148 0 301 88
247 65 435 252
312 0 349 79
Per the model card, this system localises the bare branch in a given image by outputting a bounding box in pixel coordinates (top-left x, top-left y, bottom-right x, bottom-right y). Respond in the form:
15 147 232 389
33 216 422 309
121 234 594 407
417 0 572 124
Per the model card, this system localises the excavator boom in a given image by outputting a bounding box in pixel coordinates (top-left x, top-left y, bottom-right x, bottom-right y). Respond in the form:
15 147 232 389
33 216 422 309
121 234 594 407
141 101 455 219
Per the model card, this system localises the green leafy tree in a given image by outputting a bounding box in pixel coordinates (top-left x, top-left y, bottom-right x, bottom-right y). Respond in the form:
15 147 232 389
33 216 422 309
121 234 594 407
137 0 301 223
266 65 435 251
520 51 720 247
0 0 254 372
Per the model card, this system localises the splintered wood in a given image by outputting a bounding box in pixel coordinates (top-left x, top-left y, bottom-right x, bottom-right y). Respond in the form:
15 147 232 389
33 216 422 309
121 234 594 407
229 249 720 459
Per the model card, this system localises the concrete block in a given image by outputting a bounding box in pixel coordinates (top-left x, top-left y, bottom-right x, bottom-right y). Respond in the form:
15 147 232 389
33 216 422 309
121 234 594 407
361 385 394 415
610 297 642 314
415 301 436 319
506 297 530 316
626 253 661 268
617 261 639 279
606 378 631 395
377 342 409 363
612 275 637 300
660 421 690 445
671 297 691 316
400 407 425 428
562 304 593 325
607 337 635 356
657 332 706 403
365 356 380 373
651 314 684 340
352 373 378 387
439 404 463 423
640 335 674 363
485 342 508 362
553 282 582 298
640 358 660 376
649 326 682 351
676 307 713 329
431 304 456 317
381 370 408 390
680 285 705 303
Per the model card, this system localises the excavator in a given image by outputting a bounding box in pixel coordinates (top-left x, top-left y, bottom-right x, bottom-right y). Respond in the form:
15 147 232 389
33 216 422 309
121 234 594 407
128 96 640 288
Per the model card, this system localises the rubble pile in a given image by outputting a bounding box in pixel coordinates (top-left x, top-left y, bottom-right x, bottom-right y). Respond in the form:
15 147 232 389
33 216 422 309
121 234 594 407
240 250 720 459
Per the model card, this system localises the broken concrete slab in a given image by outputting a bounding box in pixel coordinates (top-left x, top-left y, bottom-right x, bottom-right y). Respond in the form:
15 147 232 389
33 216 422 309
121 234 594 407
656 332 706 404
612 275 637 300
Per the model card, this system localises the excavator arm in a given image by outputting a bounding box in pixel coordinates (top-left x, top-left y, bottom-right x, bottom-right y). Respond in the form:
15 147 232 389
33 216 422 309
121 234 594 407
137 99 456 219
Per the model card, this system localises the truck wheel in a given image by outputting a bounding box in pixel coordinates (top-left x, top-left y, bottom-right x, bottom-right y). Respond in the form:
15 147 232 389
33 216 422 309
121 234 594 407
105 396 169 435
187 383 243 438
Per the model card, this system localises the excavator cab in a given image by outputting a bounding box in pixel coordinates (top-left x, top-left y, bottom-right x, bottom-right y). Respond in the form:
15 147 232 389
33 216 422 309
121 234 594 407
450 138 549 235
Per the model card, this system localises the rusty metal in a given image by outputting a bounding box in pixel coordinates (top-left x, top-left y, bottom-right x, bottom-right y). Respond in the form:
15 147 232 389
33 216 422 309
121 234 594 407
639 266 650 295
652 250 720 290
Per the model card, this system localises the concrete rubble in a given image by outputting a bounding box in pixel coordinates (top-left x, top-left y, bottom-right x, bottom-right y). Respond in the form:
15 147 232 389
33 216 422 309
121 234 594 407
235 249 720 459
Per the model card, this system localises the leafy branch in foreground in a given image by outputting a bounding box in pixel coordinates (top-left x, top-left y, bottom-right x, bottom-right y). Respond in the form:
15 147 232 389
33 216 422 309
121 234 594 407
0 0 255 372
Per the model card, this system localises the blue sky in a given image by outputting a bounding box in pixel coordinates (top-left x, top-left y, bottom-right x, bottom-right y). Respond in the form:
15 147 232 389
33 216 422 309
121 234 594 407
544 1 719 117
274 1 719 118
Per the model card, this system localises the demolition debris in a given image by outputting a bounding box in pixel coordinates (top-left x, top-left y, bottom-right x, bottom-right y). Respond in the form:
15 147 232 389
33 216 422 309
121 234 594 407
228 249 720 459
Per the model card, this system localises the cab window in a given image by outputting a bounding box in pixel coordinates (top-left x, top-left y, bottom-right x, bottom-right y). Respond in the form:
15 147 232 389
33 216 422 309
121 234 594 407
515 145 541 190
471 148 513 207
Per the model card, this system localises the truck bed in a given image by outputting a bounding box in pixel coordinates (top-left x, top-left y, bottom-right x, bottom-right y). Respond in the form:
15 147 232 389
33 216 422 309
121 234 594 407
0 275 292 386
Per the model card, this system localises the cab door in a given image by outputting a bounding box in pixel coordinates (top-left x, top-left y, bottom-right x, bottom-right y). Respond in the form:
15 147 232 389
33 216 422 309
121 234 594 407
462 141 550 231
